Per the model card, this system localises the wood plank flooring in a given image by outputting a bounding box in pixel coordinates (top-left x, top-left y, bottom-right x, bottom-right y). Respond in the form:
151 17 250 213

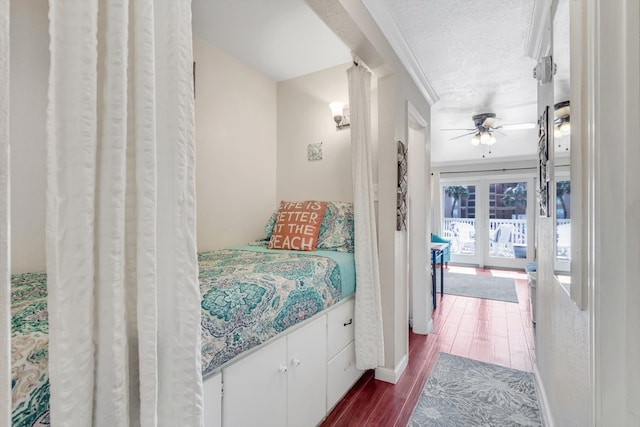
320 266 535 427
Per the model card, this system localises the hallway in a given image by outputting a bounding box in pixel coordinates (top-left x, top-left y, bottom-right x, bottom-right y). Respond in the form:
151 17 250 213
321 267 535 426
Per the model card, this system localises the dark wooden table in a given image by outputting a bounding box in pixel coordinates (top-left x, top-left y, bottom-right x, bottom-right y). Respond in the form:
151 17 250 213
430 243 448 309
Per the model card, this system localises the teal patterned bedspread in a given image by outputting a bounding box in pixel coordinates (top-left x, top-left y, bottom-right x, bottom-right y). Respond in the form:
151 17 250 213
200 247 349 376
10 248 351 424
11 272 50 427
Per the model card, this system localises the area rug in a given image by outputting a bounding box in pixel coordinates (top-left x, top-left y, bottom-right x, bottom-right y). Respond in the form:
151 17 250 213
444 272 518 303
407 353 541 427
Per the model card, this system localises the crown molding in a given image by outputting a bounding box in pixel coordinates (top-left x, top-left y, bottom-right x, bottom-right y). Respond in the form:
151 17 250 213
362 0 439 106
526 0 554 60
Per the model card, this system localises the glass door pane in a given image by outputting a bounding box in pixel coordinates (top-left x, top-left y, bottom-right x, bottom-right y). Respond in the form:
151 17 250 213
484 179 533 269
555 179 571 272
442 184 478 263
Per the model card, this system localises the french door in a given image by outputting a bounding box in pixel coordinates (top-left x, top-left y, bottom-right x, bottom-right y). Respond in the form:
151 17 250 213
441 176 534 269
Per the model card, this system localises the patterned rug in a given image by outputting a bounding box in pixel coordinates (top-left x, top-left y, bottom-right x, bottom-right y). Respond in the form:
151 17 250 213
407 353 541 427
444 272 518 303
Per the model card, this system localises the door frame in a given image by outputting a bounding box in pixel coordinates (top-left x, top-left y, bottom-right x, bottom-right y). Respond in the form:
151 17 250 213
482 176 535 270
440 173 536 269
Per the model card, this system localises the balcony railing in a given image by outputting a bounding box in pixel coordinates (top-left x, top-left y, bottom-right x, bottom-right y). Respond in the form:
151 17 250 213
441 217 571 259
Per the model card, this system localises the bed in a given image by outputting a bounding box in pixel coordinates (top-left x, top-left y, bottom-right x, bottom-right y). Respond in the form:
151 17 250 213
11 272 49 427
199 245 355 377
11 201 356 426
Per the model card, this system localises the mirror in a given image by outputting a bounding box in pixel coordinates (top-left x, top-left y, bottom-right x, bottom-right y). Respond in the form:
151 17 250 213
552 0 571 291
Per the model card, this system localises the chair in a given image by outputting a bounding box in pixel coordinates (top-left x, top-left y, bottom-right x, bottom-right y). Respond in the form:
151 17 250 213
431 233 451 266
452 222 475 254
490 224 515 257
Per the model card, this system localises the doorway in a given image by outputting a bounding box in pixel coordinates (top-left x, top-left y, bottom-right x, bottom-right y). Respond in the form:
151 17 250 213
440 175 535 269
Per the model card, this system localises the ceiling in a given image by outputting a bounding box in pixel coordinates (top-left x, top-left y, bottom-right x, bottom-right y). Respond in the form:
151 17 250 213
371 0 570 165
192 0 351 82
192 0 570 165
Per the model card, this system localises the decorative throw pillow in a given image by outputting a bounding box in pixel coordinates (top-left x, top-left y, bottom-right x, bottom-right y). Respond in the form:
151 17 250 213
268 201 328 251
317 202 355 252
264 211 277 240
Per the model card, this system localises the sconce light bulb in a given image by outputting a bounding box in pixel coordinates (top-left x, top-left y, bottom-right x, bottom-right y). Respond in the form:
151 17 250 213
329 102 343 117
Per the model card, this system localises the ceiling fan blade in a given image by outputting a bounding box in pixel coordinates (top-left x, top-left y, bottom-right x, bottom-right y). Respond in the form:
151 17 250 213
440 128 476 131
499 122 536 130
482 117 497 128
493 129 507 136
449 131 477 141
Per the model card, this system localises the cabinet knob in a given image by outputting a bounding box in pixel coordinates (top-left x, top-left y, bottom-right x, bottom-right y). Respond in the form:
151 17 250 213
343 318 353 327
279 366 288 374
291 358 301 367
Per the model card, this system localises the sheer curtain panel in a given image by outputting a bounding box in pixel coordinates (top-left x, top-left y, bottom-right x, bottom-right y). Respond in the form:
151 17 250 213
0 1 10 425
347 63 385 370
46 1 203 426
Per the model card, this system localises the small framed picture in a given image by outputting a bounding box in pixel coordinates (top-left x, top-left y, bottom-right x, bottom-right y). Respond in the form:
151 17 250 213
308 142 323 161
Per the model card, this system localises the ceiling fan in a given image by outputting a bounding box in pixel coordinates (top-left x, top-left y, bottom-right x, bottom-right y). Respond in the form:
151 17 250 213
441 113 536 146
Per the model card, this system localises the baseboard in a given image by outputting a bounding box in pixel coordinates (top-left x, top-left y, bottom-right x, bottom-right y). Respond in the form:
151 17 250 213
533 365 555 427
374 354 408 384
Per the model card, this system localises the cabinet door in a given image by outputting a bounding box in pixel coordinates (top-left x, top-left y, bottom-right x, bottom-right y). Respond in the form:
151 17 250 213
222 337 287 427
203 372 222 427
287 316 327 427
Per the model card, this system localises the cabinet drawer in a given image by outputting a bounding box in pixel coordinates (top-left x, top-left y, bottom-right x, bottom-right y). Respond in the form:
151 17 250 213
327 341 363 410
203 372 221 427
327 298 355 359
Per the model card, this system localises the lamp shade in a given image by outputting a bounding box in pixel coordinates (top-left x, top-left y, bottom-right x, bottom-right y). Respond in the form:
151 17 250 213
470 134 480 146
480 132 491 144
329 102 344 118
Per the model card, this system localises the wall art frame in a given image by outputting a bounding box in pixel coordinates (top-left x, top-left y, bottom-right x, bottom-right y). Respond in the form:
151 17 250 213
537 106 550 217
397 140 408 231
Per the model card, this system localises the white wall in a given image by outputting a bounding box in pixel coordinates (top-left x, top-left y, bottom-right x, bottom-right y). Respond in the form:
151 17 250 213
10 0 48 274
309 0 432 381
277 62 374 203
194 36 277 250
383 74 431 376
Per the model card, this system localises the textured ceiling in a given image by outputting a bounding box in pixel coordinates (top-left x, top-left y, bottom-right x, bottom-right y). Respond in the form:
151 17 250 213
383 0 537 113
376 0 570 164
191 0 351 82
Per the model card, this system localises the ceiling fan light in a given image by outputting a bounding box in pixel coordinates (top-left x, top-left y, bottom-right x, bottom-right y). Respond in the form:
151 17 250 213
480 132 491 144
470 134 480 146
487 136 497 146
560 121 571 135
554 126 563 139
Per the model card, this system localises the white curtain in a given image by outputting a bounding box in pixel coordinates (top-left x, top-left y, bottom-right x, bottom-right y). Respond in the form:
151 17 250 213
0 1 10 425
46 1 202 426
431 171 442 235
348 63 385 370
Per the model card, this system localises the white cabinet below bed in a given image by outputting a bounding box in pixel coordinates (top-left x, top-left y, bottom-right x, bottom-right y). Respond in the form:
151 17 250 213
222 315 327 427
326 298 363 412
203 372 222 427
327 298 356 358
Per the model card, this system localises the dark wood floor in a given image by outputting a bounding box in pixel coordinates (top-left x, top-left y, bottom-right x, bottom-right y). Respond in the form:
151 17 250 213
320 266 535 427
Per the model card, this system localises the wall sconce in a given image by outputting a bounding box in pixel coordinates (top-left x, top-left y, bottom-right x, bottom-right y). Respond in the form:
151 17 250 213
329 102 350 130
